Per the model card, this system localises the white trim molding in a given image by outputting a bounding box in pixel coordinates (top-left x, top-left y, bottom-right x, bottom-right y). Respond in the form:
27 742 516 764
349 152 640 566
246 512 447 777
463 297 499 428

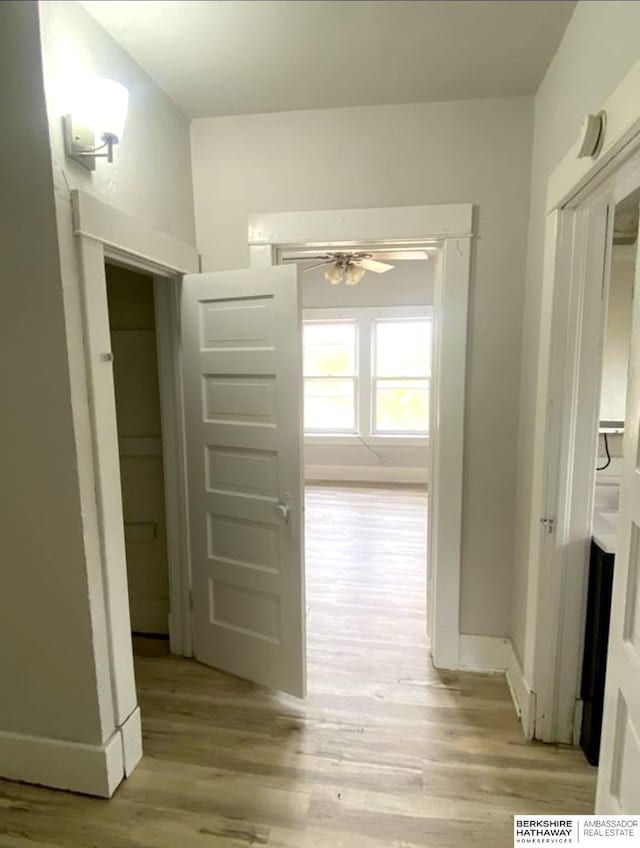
119 707 143 777
506 642 537 740
249 204 473 247
0 728 123 798
72 191 199 274
457 636 536 738
305 464 428 484
69 190 198 794
304 435 429 448
458 635 510 672
249 204 472 672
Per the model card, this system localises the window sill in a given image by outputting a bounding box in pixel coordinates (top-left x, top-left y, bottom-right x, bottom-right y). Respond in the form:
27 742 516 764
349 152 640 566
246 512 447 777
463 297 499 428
304 434 429 447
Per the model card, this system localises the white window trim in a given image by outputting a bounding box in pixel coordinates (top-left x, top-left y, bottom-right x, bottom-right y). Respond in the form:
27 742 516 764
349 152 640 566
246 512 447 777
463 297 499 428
302 305 432 439
303 434 429 447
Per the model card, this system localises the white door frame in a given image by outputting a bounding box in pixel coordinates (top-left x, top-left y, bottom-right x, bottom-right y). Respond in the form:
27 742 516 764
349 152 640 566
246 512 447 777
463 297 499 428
526 59 640 743
247 204 472 670
72 190 198 762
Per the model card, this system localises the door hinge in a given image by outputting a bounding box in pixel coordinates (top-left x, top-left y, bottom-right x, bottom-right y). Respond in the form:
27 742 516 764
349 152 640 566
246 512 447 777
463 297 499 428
539 516 556 535
188 588 194 611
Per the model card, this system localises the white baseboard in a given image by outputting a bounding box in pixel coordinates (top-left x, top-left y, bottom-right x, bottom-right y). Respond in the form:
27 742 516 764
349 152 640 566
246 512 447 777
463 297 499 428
505 641 536 740
458 634 510 672
458 636 536 739
305 464 428 484
0 706 143 796
0 728 123 797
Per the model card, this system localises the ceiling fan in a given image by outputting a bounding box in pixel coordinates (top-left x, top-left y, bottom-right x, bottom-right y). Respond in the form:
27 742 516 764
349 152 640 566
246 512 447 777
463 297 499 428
283 250 428 285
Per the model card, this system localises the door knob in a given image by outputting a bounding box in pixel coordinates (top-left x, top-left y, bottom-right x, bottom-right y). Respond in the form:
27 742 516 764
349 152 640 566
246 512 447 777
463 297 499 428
276 502 291 523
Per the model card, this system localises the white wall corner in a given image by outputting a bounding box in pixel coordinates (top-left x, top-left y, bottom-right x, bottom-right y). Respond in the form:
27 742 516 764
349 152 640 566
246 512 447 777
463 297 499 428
119 706 143 777
0 728 124 798
431 626 461 671
305 464 428 484
458 634 510 672
458 636 536 737
505 640 537 740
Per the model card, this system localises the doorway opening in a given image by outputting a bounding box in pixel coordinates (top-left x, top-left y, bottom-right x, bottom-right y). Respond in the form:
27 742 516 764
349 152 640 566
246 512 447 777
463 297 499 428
70 194 471 795
248 204 472 672
105 262 172 644
528 139 640 803
281 245 433 674
579 189 638 766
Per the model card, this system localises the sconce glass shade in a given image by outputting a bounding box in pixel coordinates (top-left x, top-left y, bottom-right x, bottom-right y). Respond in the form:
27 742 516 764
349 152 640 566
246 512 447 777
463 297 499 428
90 78 129 142
344 264 366 286
324 263 345 285
64 78 129 170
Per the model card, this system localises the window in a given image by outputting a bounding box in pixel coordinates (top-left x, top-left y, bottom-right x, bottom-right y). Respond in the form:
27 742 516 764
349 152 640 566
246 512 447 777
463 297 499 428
302 308 432 438
373 320 431 434
303 321 357 432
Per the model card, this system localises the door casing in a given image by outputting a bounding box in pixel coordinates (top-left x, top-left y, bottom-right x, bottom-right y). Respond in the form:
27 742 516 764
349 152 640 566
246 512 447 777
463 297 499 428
525 59 640 746
72 190 199 785
247 204 473 670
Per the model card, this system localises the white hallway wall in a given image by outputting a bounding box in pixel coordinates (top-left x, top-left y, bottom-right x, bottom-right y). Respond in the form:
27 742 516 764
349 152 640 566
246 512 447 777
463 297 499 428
513 0 640 671
302 260 433 481
191 97 533 638
0 0 195 794
38 0 196 767
0 0 108 752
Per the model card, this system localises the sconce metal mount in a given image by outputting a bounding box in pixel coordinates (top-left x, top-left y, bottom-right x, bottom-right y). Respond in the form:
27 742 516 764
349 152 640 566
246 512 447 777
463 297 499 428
62 114 118 171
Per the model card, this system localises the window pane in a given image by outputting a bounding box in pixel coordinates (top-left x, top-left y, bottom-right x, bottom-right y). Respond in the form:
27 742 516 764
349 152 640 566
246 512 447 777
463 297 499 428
375 320 431 377
304 322 356 376
304 378 355 431
375 379 429 433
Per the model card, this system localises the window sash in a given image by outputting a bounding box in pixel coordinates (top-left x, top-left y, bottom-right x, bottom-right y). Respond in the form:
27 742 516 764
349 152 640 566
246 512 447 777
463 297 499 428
302 308 432 437
372 376 430 435
303 376 358 433
302 319 357 378
372 317 433 379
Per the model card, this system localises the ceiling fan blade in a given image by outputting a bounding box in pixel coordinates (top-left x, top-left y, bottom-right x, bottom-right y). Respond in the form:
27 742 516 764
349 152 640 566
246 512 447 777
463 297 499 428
303 261 333 272
357 258 394 273
282 255 333 263
371 250 429 261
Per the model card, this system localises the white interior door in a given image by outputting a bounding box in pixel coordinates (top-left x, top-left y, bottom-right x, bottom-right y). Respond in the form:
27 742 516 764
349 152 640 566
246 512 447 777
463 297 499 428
181 266 306 697
596 221 640 812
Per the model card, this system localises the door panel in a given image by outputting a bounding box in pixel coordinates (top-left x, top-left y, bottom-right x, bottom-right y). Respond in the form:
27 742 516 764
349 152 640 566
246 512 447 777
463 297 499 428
182 266 306 697
597 213 640 811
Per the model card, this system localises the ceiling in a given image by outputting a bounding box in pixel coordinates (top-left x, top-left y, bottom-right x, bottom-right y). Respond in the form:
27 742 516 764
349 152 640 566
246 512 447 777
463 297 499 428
80 0 576 119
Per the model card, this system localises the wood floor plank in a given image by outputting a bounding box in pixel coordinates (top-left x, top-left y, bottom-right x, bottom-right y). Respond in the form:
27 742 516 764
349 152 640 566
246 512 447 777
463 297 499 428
0 484 595 847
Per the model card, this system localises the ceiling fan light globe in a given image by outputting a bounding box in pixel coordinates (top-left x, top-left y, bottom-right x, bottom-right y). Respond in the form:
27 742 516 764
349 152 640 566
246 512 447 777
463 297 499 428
324 264 344 285
345 264 366 285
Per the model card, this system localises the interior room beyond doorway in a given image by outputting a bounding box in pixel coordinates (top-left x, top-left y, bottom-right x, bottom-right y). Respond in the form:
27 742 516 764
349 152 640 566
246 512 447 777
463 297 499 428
292 245 433 669
105 262 171 637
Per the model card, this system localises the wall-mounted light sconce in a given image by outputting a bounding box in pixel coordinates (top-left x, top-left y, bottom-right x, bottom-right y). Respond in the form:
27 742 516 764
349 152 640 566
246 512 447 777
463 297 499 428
63 78 129 171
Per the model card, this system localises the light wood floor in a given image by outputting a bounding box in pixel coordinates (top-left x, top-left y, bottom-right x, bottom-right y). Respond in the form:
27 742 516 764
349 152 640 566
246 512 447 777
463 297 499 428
0 485 595 846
